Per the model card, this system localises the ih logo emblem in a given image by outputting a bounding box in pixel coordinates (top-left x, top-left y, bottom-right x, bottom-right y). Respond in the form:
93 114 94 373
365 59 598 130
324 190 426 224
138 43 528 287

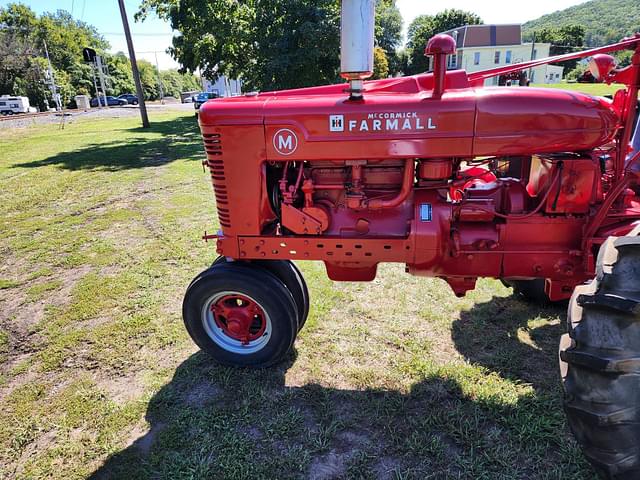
329 115 344 132
273 128 298 155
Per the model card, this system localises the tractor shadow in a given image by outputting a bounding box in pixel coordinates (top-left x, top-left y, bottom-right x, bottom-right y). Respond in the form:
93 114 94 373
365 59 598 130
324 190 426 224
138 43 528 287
452 294 568 394
14 115 202 171
88 295 593 479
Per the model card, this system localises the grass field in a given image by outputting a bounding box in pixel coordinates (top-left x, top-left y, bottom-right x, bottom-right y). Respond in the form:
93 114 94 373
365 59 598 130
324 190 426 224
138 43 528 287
531 81 624 96
0 109 598 479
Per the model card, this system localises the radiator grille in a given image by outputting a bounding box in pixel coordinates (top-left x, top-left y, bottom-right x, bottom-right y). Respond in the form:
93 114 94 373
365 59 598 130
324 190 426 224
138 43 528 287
203 133 231 228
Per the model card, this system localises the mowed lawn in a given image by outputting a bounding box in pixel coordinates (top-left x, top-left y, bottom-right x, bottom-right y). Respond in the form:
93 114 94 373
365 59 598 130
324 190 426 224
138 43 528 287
0 108 597 480
531 81 624 96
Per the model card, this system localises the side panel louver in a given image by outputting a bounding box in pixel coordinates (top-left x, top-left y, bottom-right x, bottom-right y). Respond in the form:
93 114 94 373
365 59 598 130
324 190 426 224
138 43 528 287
203 133 231 228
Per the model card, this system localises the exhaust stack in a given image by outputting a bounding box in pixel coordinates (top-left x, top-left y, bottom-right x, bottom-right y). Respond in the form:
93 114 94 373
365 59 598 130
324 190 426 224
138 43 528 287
340 0 375 99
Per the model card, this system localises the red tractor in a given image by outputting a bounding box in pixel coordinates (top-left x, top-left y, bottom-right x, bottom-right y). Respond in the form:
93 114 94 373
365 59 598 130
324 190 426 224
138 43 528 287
184 1 640 476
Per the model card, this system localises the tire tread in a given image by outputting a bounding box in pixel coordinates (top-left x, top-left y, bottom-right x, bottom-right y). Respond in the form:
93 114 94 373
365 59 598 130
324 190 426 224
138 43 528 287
561 229 640 478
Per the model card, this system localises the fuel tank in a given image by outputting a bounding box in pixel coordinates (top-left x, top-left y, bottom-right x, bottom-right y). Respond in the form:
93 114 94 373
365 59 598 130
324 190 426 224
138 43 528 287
198 70 620 159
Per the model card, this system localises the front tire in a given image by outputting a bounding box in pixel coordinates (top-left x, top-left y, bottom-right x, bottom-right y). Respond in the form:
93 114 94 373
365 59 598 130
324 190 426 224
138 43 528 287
211 257 310 331
183 262 298 367
560 227 640 478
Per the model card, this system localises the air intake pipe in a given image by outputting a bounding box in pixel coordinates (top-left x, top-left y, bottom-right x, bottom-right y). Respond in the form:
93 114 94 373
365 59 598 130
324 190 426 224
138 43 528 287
425 34 457 98
340 0 376 100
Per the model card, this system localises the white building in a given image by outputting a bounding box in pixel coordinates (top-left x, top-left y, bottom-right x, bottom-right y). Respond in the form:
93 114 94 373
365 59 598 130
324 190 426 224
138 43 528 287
438 24 563 85
202 75 243 97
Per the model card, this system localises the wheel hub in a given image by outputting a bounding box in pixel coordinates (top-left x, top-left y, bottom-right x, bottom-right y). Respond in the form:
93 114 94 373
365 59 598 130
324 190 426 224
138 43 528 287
210 294 266 344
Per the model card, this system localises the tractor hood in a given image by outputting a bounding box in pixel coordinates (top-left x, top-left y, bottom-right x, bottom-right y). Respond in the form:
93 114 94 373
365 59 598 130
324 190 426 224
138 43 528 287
198 71 620 159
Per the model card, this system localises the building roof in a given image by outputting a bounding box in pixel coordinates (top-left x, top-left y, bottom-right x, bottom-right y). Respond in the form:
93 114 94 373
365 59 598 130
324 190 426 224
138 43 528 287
441 24 522 48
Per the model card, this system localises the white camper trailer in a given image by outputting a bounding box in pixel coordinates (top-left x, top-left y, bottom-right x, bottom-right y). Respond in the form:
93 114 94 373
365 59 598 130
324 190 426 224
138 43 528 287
0 95 35 115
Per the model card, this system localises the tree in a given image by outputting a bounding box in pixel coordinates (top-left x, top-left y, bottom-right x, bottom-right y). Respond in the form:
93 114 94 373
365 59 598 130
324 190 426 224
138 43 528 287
138 0 402 92
372 46 389 79
105 52 135 96
0 3 198 107
529 24 585 71
0 30 34 94
35 10 109 72
161 69 201 98
137 59 159 100
522 0 640 47
405 9 482 75
375 0 402 75
0 3 108 108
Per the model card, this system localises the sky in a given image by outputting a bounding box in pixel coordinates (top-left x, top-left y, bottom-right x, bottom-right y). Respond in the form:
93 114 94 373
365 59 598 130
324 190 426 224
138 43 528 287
1 0 590 70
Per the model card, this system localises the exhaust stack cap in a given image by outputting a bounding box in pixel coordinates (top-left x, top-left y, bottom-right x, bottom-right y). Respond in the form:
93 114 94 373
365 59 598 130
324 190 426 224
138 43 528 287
340 0 375 98
425 34 457 56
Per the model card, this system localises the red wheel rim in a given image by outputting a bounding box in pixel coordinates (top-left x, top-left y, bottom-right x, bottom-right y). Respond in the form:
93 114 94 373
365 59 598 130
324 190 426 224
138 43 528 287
209 294 267 345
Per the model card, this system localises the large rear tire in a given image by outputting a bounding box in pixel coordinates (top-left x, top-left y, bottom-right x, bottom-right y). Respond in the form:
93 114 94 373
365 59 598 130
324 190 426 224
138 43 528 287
560 227 640 479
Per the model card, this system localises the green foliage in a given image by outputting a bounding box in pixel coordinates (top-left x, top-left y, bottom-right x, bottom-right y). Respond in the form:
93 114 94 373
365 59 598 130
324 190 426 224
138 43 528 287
35 10 109 72
138 0 403 92
616 50 634 68
13 58 51 111
0 3 107 109
405 9 483 75
372 46 389 79
138 0 342 92
0 3 199 106
160 69 201 98
523 0 640 46
137 60 159 100
375 0 402 75
566 64 588 81
104 52 135 96
527 24 585 71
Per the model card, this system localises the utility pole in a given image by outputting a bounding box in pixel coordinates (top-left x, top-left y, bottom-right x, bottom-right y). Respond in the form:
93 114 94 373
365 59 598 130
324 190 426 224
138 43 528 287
91 65 104 108
43 39 61 111
117 0 149 128
154 51 164 104
95 55 109 107
528 32 536 84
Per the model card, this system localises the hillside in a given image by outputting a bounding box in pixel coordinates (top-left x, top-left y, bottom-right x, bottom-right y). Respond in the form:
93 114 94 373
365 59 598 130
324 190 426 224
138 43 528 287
522 0 640 46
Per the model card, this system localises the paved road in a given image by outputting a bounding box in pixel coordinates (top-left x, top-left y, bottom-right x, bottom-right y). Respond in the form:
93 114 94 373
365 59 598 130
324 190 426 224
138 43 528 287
0 102 194 130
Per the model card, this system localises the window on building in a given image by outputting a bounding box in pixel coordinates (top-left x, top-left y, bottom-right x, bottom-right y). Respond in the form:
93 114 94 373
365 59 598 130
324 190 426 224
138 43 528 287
448 54 457 69
474 52 480 65
494 51 501 64
506 50 512 64
556 73 560 78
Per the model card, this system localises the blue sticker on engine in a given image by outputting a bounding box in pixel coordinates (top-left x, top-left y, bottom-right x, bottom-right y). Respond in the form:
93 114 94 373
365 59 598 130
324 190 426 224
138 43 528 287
420 203 432 222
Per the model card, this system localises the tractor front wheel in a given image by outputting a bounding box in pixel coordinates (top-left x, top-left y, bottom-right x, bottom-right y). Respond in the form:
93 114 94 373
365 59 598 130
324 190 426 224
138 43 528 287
183 262 298 367
211 257 310 331
560 227 640 478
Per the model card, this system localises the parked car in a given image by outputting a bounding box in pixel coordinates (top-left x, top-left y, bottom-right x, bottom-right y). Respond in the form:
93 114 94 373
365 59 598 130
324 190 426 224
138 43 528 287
180 91 197 103
117 93 138 105
90 96 127 107
194 91 219 110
